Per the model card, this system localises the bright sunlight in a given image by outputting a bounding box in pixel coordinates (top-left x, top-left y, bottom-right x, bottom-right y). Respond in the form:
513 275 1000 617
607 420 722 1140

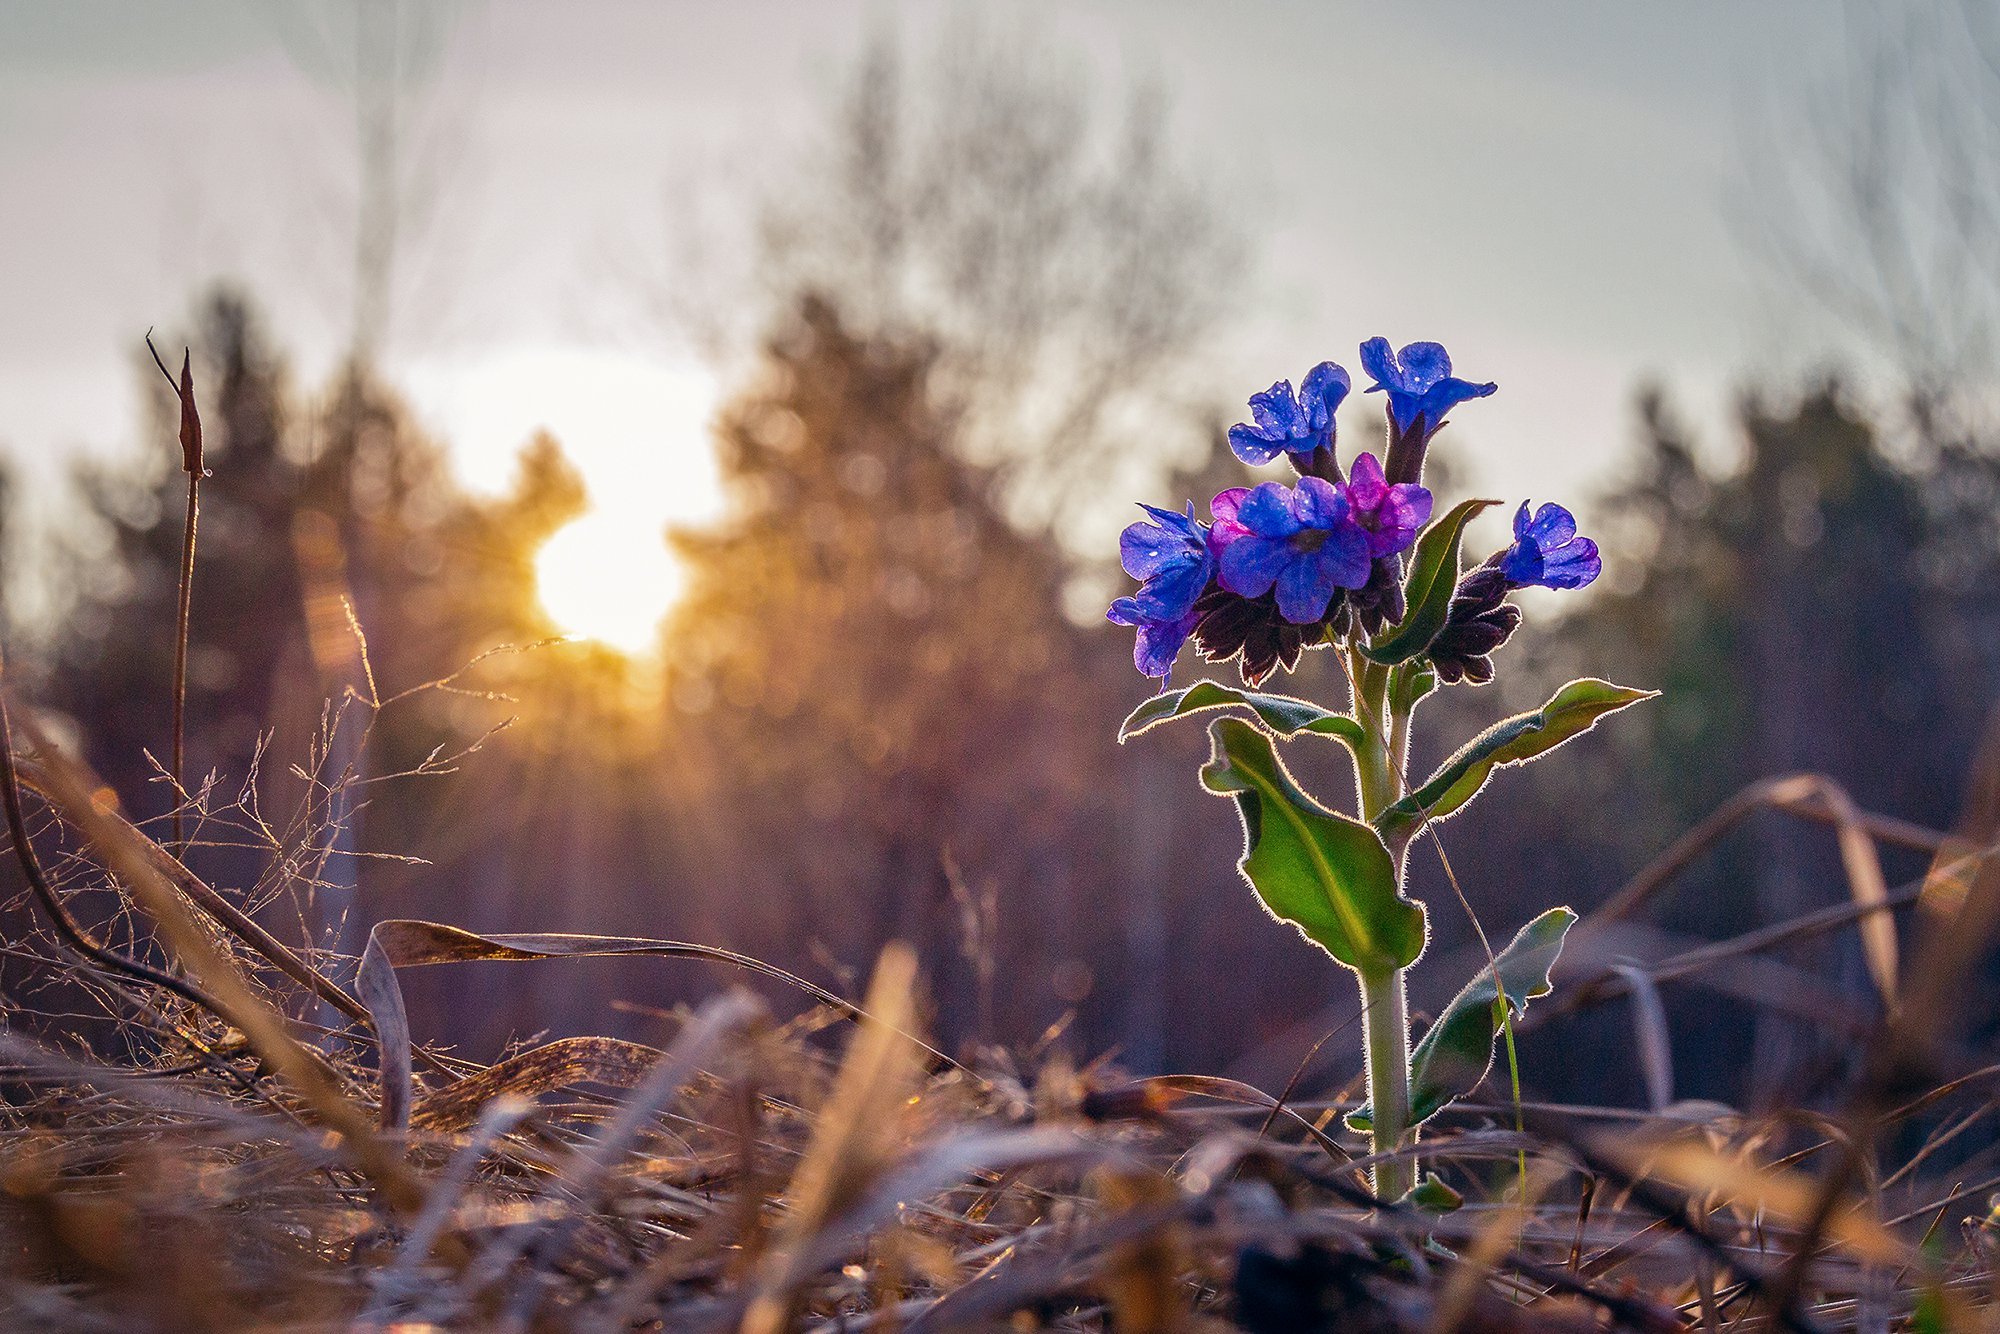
409 344 725 656
534 513 685 653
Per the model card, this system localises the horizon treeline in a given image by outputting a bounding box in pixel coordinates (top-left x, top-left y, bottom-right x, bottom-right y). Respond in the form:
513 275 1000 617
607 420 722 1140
2 276 1995 1110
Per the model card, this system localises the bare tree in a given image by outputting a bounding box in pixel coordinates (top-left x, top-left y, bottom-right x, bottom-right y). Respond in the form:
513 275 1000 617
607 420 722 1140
273 0 470 365
1746 0 2000 443
747 18 1245 541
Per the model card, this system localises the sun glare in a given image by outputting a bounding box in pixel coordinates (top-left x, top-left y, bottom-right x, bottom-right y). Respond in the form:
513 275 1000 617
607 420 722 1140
535 512 684 654
407 343 728 659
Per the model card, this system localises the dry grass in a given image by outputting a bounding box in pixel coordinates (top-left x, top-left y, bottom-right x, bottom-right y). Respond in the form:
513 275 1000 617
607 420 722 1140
0 683 1996 1331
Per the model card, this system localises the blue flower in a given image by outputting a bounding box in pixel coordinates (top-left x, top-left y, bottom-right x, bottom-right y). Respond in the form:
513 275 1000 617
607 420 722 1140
1358 338 1496 438
1500 502 1601 590
1107 598 1201 679
1118 502 1214 620
1339 451 1433 557
1214 478 1372 623
1226 362 1351 466
1110 501 1215 678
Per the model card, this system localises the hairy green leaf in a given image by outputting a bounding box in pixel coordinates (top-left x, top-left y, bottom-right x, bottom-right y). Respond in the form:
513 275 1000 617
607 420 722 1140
1200 719 1425 975
1120 681 1367 748
1388 663 1439 718
1351 907 1575 1130
1360 498 1497 665
1401 1172 1464 1213
1377 678 1657 841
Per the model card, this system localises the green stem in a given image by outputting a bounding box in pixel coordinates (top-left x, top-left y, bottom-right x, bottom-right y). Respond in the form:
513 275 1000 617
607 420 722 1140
1360 964 1414 1201
1386 674 1413 803
1349 648 1417 1200
1348 649 1395 817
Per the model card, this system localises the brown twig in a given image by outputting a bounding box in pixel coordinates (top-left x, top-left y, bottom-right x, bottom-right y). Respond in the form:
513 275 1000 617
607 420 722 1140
4 692 442 1230
12 749 372 1022
0 652 225 1018
145 333 203 858
1764 839 2000 1316
1586 773 1945 930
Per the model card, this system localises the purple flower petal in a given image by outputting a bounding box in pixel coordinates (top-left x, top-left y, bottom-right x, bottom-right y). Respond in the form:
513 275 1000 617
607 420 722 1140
1291 475 1348 528
1132 608 1200 677
1361 337 1495 435
1227 422 1284 465
1109 597 1199 678
1395 341 1452 392
1358 337 1397 389
1319 522 1374 590
1119 520 1190 580
1342 451 1431 557
1228 363 1348 465
1219 534 1292 599
1237 481 1303 538
1345 450 1389 508
1133 558 1209 620
1275 554 1341 623
1500 500 1600 591
1248 381 1299 436
1299 361 1351 427
1523 502 1577 548
1539 538 1601 590
1209 486 1250 526
1397 485 1435 532
1207 486 1252 557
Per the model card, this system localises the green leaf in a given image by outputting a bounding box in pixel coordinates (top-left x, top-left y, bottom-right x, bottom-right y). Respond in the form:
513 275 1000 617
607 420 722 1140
1400 1172 1464 1214
1350 908 1575 1131
1360 498 1497 665
1120 681 1367 749
1199 719 1425 975
1388 663 1438 718
1376 678 1657 841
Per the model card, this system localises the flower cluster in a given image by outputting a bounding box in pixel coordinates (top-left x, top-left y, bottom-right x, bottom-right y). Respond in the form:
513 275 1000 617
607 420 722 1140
1109 339 1601 686
1110 337 1651 1208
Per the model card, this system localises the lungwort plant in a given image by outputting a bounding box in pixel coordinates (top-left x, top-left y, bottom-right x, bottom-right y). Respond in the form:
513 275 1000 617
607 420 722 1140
1110 339 1654 1200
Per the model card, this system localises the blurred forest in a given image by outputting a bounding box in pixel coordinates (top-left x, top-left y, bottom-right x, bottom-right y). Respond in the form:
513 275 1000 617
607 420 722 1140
5 16 2000 1115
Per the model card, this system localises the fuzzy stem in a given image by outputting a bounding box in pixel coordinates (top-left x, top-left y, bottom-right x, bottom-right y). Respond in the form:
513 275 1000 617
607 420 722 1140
1386 683 1413 803
1360 964 1414 1201
1348 649 1395 817
1348 648 1416 1200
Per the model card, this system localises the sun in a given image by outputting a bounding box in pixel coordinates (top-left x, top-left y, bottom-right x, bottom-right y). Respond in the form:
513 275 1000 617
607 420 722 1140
535 512 684 654
405 342 728 659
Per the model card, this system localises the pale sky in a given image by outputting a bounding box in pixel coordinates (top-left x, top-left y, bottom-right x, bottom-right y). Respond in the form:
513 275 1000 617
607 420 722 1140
0 0 1860 607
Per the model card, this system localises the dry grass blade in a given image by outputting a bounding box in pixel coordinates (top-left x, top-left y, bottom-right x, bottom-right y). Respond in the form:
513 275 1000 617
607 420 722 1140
1607 962 1675 1111
1634 1138 1912 1267
742 943 924 1334
11 750 378 1027
4 696 439 1226
1582 772 1903 1009
356 918 958 1132
0 1030 281 1134
1588 772 1936 941
364 1094 536 1323
463 989 763 1322
1092 1166 1183 1334
777 1125 1106 1331
1133 1073 1356 1165
411 1035 669 1131
1773 775 1897 1003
